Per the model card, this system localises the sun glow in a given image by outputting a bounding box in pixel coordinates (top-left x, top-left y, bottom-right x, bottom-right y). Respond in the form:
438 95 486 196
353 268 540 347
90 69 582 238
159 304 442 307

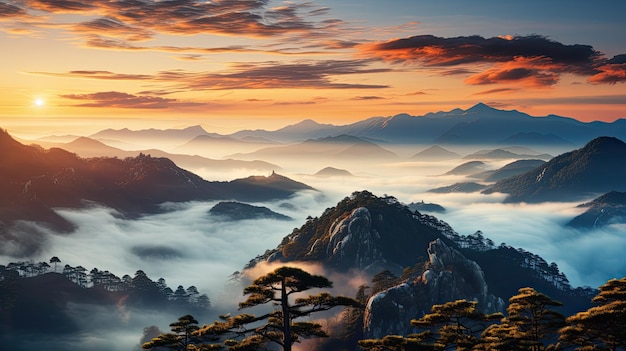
34 98 45 107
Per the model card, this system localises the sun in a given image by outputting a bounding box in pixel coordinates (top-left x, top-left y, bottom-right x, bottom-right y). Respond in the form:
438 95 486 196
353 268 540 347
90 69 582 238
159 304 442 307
34 98 45 107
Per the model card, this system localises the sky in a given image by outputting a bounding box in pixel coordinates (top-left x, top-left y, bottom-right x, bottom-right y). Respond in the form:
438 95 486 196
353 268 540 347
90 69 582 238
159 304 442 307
1 0 626 137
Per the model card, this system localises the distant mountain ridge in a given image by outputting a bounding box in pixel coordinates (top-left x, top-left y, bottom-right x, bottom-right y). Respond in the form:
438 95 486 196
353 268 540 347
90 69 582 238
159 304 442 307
0 129 313 256
229 134 397 161
483 136 626 203
228 103 626 147
49 103 626 152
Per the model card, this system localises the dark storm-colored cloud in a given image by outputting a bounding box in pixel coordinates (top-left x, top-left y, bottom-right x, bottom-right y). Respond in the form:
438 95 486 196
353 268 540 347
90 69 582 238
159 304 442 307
32 60 391 90
16 0 333 39
359 34 626 86
25 0 95 12
360 34 599 69
59 91 203 109
0 2 27 17
73 18 153 42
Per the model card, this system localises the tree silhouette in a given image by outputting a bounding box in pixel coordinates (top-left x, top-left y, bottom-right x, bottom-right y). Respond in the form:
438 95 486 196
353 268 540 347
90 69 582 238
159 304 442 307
49 256 61 273
196 266 361 351
559 277 626 350
142 314 201 351
477 287 564 351
411 299 502 351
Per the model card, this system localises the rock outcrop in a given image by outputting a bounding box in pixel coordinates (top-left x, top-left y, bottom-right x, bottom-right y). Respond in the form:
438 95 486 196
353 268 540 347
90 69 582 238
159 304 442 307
363 239 505 338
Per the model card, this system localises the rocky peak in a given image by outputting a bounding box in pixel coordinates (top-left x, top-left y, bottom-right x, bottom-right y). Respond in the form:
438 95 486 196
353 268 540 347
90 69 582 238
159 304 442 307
325 207 386 273
363 239 504 339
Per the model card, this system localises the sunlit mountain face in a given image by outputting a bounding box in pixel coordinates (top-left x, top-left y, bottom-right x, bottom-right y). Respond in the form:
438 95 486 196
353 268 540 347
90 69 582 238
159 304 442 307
2 0 626 349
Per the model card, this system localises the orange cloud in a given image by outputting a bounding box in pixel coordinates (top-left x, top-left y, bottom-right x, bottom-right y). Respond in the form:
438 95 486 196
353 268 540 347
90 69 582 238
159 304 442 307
358 34 626 87
465 56 561 87
588 55 626 84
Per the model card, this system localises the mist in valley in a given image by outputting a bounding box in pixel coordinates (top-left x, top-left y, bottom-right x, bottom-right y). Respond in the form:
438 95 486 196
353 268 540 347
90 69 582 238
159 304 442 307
2 140 625 350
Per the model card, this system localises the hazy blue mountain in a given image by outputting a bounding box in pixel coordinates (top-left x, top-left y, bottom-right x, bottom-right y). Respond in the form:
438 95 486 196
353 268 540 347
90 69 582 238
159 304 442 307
567 191 626 228
89 125 213 148
463 147 552 160
501 132 576 147
55 136 281 172
410 145 461 161
226 103 626 146
82 104 626 149
476 159 547 182
230 119 339 143
229 134 397 161
428 182 488 193
444 160 489 175
313 166 354 177
172 134 279 157
484 136 626 203
209 201 291 221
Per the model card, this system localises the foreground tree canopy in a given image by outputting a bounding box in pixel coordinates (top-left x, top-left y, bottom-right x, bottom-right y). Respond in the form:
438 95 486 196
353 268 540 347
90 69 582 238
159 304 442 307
142 275 626 351
142 266 361 351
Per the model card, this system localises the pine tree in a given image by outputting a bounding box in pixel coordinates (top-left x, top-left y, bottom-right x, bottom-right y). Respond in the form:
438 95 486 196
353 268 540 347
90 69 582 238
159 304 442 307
559 277 626 350
195 266 361 351
477 287 564 351
411 299 502 351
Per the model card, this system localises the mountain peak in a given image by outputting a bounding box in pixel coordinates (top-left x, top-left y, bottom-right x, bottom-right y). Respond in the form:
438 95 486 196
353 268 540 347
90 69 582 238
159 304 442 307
466 102 497 113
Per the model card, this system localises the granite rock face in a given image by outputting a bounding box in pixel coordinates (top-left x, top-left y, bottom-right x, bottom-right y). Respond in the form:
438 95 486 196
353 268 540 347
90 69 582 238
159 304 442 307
363 239 505 339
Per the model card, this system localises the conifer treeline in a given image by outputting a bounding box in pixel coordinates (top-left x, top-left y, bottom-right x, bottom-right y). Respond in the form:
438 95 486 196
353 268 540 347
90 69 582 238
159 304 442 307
0 257 211 310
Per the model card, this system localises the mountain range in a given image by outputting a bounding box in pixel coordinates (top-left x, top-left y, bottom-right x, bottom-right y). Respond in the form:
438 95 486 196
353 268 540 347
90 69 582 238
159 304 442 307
0 129 313 256
40 103 626 155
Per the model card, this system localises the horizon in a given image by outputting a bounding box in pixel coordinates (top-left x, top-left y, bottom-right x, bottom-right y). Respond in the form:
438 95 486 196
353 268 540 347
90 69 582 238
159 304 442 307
3 101 625 140
1 0 625 138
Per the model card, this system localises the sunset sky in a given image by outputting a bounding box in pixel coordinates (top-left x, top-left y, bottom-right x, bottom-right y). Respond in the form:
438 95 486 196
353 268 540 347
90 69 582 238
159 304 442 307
1 0 625 137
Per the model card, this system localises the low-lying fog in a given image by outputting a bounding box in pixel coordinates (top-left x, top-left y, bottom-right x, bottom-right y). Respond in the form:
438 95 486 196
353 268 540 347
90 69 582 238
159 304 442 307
2 145 625 350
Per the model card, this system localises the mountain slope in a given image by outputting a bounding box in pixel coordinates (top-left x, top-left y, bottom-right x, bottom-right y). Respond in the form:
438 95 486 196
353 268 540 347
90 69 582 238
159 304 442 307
243 191 595 339
483 137 626 203
410 145 460 161
0 129 313 256
567 191 626 228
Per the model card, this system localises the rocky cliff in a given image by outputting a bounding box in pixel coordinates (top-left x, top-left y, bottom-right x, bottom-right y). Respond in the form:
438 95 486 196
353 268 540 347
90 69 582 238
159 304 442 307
363 239 505 338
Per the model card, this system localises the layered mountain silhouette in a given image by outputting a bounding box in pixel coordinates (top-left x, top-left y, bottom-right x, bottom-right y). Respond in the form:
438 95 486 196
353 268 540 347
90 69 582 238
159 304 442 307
0 129 313 255
567 191 626 228
444 160 489 175
410 145 460 161
463 146 552 160
244 191 594 325
221 103 626 147
474 159 546 182
230 134 396 161
483 136 626 203
428 182 488 193
313 167 353 177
